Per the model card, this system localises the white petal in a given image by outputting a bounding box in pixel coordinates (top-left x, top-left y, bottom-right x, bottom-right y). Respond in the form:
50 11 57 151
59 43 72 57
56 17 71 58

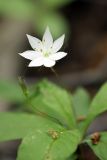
49 52 67 61
42 27 53 49
52 34 65 53
19 51 41 60
26 34 42 50
28 57 44 67
43 58 55 67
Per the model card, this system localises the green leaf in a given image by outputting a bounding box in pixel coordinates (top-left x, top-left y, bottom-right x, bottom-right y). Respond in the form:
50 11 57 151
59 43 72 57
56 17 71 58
82 83 107 132
30 80 76 129
73 88 91 118
85 132 107 160
0 112 62 142
67 154 78 160
0 80 24 102
73 88 91 132
47 130 80 160
17 129 80 160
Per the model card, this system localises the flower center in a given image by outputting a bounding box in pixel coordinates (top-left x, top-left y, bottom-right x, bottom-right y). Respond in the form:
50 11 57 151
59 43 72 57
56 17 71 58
43 52 49 57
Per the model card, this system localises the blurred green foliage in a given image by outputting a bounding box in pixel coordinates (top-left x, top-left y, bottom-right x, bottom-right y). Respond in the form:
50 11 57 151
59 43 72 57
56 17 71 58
0 80 24 102
0 0 74 37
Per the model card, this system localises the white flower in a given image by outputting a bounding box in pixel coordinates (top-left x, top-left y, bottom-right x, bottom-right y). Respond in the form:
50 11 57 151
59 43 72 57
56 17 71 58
19 27 67 67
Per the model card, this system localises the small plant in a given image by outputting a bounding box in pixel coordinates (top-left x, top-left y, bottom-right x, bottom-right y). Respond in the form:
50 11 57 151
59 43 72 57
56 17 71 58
0 27 107 160
0 79 107 160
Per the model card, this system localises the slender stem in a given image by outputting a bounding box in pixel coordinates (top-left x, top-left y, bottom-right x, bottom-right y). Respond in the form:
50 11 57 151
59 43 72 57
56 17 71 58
51 67 59 77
